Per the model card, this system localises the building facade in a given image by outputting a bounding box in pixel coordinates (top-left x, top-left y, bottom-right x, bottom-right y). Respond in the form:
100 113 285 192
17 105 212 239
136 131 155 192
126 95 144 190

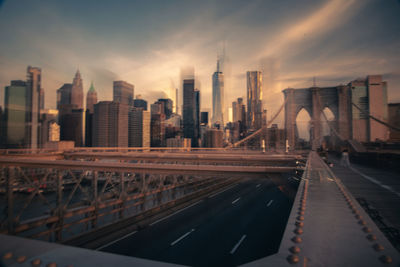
93 101 129 147
247 71 263 130
113 81 134 106
85 82 98 147
212 59 224 126
129 108 150 147
183 79 198 147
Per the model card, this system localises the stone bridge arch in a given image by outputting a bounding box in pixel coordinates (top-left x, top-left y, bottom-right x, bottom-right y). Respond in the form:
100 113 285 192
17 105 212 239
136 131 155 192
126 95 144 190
283 86 351 150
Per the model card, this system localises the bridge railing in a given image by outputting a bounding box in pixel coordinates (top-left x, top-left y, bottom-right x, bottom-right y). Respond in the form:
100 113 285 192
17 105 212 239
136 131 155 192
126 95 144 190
0 160 233 243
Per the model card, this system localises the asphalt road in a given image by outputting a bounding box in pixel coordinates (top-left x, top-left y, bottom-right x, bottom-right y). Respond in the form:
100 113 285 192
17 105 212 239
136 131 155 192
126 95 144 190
99 178 294 266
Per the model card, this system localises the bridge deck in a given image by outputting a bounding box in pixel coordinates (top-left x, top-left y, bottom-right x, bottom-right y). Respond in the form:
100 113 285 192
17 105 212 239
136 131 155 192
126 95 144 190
247 151 400 266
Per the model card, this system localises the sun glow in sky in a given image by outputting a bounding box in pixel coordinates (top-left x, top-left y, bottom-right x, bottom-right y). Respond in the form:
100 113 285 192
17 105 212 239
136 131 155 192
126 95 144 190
0 0 399 126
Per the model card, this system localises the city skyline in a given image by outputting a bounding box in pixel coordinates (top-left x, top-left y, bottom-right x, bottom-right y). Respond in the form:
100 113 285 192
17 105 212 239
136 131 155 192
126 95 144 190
0 0 399 120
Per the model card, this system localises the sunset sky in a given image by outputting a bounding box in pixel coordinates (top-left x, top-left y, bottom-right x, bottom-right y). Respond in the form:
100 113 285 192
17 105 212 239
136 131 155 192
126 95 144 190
0 0 399 127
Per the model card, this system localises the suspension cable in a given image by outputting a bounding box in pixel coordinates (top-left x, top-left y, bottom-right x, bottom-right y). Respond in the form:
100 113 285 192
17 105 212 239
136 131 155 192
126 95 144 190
352 102 400 132
229 97 288 148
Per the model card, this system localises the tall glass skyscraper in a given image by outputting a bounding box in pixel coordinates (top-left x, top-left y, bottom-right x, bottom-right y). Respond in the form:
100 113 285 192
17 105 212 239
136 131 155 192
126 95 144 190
183 79 198 147
247 71 263 130
212 59 224 127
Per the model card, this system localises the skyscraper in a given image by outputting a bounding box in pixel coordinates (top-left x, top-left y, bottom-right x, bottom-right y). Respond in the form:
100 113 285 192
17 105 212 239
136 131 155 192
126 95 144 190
183 79 197 147
194 89 200 145
26 66 42 149
157 98 173 119
71 70 84 109
57 83 72 109
133 95 148 110
4 80 27 148
350 75 388 142
93 101 129 147
247 71 263 130
212 58 224 126
57 70 84 147
85 82 98 147
129 108 150 147
113 81 134 106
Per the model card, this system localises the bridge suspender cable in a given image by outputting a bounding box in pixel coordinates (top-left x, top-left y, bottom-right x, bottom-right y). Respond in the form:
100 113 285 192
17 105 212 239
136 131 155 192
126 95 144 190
351 102 400 132
229 98 288 148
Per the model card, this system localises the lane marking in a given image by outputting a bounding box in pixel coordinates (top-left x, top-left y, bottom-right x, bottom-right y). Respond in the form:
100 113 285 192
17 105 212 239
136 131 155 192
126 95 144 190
256 184 261 188
170 229 195 246
232 197 240 204
150 200 203 226
96 231 137 251
208 184 238 198
230 235 246 254
349 166 400 198
267 200 273 207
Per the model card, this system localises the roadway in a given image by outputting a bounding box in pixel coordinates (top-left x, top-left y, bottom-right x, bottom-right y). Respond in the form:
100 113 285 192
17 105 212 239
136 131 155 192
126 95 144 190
99 178 294 266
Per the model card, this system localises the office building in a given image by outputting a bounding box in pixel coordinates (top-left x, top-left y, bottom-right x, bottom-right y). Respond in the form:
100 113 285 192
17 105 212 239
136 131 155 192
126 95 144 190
93 101 129 147
4 80 28 148
129 108 150 147
205 128 224 148
113 81 134 106
71 70 84 109
350 75 388 142
212 58 224 126
85 82 97 147
247 71 263 130
39 109 58 147
133 95 148 110
194 89 200 145
26 66 42 149
3 66 43 149
201 112 209 125
183 79 198 147
388 103 400 141
57 70 84 147
157 98 173 119
57 83 72 109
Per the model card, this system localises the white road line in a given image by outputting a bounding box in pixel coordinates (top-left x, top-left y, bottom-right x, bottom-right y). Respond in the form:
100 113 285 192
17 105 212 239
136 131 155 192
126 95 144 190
232 197 240 204
209 184 238 198
349 166 400 198
150 200 203 226
230 235 246 254
96 231 137 251
267 200 273 207
170 229 195 246
256 184 261 188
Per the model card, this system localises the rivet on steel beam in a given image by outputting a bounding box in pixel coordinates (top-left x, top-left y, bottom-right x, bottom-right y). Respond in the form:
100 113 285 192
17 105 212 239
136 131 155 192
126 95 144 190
31 259 42 267
295 221 304 227
358 220 366 226
367 234 377 241
362 227 372 233
294 228 303 235
356 215 362 220
297 216 304 221
291 236 302 243
289 246 301 254
298 211 305 215
16 256 27 263
47 263 57 267
299 207 305 211
373 243 384 251
3 252 12 260
379 255 393 264
287 254 300 264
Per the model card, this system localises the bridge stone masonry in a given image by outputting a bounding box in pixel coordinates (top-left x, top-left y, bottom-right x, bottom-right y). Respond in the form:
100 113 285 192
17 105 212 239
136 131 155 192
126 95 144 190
0 150 399 266
283 86 352 150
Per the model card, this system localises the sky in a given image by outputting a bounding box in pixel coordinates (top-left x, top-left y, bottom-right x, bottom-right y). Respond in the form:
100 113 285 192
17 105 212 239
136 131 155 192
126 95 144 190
0 0 399 129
